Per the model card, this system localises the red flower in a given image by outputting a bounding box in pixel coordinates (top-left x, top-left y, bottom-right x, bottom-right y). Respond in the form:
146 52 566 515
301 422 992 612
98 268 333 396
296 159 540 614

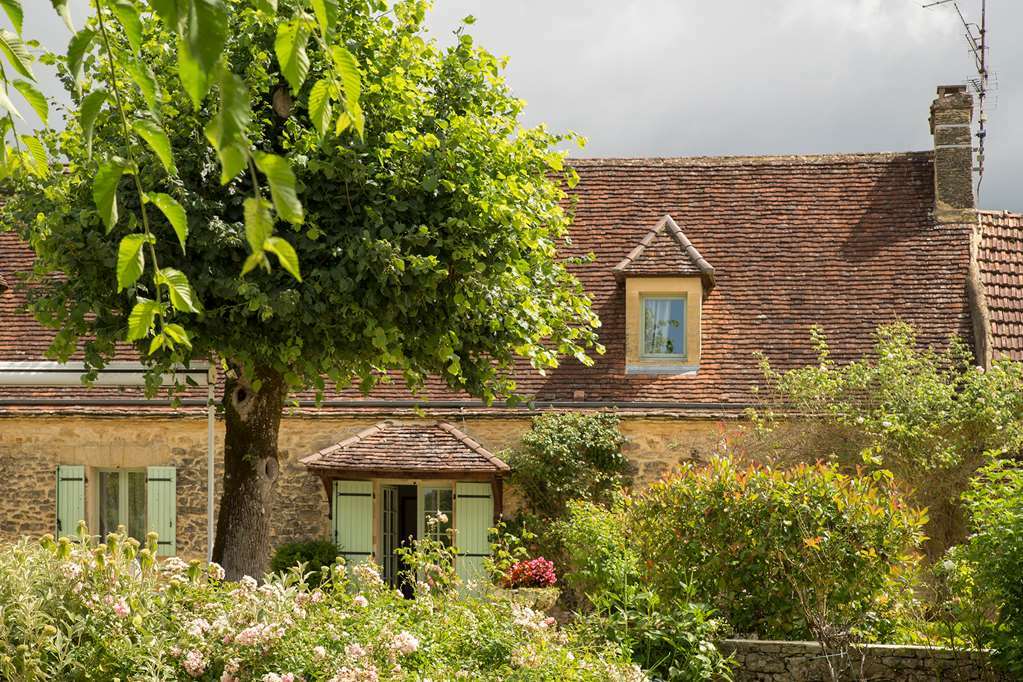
504 557 557 588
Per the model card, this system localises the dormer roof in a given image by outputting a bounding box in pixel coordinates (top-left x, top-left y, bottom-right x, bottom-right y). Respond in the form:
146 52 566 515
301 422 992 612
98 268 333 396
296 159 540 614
612 214 715 288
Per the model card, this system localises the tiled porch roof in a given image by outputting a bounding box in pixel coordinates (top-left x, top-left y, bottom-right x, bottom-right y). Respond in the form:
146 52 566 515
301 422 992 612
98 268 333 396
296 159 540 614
300 421 510 477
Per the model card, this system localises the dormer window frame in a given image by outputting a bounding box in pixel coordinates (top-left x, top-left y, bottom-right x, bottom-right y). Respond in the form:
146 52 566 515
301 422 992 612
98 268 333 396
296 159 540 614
639 293 688 360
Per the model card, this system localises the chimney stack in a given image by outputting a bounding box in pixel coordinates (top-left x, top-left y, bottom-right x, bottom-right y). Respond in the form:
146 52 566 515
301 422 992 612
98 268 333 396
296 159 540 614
929 85 975 221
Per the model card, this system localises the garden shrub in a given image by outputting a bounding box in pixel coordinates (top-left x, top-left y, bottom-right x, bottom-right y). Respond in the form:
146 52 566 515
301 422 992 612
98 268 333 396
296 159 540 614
942 459 1023 675
558 499 639 601
559 501 733 681
270 540 340 585
0 528 642 681
507 412 630 521
746 322 1023 556
627 457 926 641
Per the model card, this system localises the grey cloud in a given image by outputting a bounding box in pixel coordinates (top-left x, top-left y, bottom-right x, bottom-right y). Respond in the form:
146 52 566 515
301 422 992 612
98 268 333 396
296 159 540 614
15 0 1020 210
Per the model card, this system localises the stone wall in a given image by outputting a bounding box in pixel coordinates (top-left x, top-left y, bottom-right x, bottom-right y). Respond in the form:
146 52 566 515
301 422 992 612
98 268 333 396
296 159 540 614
0 413 732 561
720 639 1006 682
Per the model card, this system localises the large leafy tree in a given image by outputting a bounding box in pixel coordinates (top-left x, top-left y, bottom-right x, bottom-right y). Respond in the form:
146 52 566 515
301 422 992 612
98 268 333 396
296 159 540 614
2 0 600 578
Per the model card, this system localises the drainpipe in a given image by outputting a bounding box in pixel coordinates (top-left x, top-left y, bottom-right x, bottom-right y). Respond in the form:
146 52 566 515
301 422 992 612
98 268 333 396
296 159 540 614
207 363 217 561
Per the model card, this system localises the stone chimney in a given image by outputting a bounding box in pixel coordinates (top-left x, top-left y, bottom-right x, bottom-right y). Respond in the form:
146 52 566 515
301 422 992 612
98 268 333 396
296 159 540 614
929 85 975 222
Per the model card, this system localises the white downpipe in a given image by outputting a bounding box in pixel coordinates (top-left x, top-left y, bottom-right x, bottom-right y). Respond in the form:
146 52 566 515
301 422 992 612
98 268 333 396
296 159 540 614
207 365 217 562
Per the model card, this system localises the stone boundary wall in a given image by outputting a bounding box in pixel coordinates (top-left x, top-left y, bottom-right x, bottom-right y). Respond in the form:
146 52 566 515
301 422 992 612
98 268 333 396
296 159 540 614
720 639 1007 682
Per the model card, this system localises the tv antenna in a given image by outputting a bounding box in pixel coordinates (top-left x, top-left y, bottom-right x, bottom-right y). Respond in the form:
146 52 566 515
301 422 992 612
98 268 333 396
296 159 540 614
922 0 990 199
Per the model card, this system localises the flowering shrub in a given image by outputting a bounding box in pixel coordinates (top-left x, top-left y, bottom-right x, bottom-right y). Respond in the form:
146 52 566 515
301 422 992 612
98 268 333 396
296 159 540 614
503 558 557 589
627 457 927 641
0 526 641 680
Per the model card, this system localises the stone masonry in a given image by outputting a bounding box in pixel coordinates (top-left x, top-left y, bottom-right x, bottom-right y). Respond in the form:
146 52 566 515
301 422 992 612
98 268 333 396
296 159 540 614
0 413 734 561
720 639 1007 682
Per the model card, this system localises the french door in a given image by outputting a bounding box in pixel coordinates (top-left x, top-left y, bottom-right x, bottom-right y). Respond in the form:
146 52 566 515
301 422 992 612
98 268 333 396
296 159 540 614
381 485 399 585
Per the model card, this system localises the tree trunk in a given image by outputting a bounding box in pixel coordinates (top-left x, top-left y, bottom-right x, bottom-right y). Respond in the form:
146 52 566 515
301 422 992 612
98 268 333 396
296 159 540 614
212 364 287 581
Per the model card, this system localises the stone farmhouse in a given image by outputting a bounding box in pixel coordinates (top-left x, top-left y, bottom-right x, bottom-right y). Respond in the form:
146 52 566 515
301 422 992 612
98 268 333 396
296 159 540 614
0 85 1020 582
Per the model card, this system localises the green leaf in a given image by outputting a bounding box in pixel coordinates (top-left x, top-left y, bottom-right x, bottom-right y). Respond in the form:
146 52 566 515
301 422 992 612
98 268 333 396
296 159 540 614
178 0 228 107
264 235 302 281
0 0 23 36
19 135 46 176
66 28 95 89
310 0 338 36
242 251 267 275
176 37 208 110
148 332 165 354
0 87 22 120
330 45 363 137
274 18 312 94
254 0 277 12
79 89 107 160
203 67 251 184
308 78 332 138
125 60 157 114
49 0 74 32
116 233 152 291
156 267 201 313
162 322 190 347
93 158 127 232
252 151 303 225
243 196 273 255
12 79 46 125
127 297 160 341
150 0 187 32
131 119 175 174
149 193 188 252
0 28 33 80
110 0 143 54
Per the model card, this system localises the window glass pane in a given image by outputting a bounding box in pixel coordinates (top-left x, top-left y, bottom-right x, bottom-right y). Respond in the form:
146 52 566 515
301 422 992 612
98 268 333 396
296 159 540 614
424 488 453 547
126 471 147 543
643 297 685 356
99 471 120 537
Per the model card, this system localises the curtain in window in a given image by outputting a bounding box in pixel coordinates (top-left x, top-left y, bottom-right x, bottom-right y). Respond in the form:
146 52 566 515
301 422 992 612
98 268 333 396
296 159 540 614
643 298 684 355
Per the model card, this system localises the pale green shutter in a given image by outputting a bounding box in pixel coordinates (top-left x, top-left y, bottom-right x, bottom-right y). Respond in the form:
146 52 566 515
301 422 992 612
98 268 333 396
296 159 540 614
454 482 493 584
56 465 85 539
146 466 176 556
333 480 373 567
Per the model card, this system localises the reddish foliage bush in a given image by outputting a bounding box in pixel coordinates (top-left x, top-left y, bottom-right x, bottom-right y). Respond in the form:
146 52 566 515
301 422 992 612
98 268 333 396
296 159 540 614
504 557 557 588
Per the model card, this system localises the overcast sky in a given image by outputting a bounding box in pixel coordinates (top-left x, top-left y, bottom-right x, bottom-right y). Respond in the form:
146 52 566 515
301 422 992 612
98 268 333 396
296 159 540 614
19 0 1022 211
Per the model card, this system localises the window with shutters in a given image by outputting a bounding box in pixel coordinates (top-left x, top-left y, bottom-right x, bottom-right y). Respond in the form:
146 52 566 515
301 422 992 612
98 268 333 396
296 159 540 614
98 469 148 543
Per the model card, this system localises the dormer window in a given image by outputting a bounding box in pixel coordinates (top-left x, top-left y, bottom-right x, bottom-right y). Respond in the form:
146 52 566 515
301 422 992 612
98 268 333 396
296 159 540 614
641 295 686 358
613 215 714 375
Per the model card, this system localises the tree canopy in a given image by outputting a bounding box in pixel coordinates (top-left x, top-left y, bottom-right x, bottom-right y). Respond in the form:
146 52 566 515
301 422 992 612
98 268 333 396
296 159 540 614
4 0 600 402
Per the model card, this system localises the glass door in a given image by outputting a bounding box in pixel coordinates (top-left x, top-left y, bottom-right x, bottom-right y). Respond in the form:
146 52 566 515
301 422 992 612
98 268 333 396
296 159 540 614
381 485 399 585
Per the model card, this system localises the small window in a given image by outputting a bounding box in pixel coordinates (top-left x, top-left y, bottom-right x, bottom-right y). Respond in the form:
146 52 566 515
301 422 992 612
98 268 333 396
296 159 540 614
423 488 453 547
98 470 147 543
641 295 686 357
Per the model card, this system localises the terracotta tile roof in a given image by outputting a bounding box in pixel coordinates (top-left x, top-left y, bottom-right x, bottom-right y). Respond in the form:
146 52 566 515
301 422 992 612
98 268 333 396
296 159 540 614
978 211 1023 360
0 151 982 414
300 421 509 475
613 214 715 285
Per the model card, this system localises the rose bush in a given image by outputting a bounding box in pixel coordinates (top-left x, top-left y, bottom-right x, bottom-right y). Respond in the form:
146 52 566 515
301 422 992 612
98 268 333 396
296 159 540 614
0 526 641 681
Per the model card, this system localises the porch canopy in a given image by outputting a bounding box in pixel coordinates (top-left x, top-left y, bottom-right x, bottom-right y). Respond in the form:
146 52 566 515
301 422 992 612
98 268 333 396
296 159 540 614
300 420 510 481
